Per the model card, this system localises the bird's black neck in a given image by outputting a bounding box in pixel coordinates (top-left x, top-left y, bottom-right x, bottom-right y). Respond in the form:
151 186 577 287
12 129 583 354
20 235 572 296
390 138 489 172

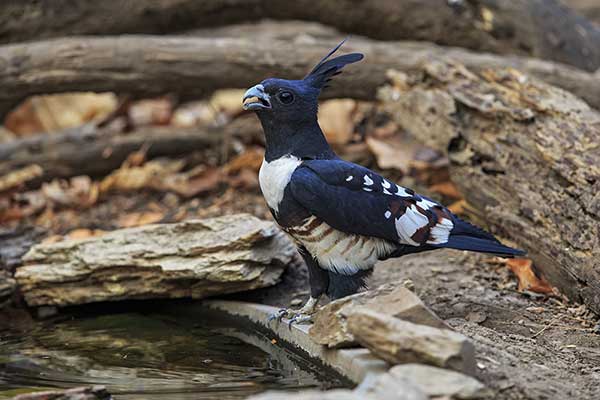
259 116 335 161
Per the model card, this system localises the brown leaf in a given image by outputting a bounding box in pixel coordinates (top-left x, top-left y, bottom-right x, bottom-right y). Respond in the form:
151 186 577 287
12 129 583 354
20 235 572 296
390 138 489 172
429 181 463 199
128 97 173 126
318 99 357 145
0 164 43 193
366 136 415 172
172 101 218 127
162 166 222 198
42 176 99 208
210 89 246 117
506 258 555 294
5 93 117 135
222 147 264 175
0 190 46 223
118 211 164 228
100 158 185 193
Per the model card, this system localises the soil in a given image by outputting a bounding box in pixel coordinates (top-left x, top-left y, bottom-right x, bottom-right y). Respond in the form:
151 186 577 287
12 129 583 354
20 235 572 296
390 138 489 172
4 155 599 400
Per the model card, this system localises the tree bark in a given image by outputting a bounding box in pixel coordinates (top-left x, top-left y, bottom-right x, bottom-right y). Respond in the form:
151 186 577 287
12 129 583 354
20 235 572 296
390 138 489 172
1 0 598 72
379 60 600 313
1 33 599 123
0 119 261 183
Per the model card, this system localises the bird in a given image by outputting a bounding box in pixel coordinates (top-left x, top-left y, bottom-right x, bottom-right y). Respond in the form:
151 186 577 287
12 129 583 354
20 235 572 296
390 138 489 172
242 39 525 325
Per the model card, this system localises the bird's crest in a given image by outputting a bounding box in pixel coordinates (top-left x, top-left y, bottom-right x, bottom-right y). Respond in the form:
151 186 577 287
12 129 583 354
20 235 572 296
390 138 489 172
303 38 364 90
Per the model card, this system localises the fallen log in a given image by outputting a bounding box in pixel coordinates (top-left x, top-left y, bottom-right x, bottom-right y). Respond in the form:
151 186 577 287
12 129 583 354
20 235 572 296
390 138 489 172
0 33 599 123
1 0 598 72
15 214 295 307
379 61 600 313
0 117 262 183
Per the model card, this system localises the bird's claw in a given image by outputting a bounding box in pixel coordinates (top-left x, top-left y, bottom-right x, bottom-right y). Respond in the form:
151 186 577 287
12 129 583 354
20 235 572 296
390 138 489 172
287 313 313 329
267 308 289 323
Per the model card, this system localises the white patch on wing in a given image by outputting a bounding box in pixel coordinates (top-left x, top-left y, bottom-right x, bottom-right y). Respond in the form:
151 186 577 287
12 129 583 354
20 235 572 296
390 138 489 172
384 211 392 219
383 188 392 195
363 175 374 186
395 185 412 197
346 175 353 181
427 218 454 244
289 220 396 275
382 179 391 189
363 187 373 192
395 205 429 246
258 155 302 213
417 198 438 209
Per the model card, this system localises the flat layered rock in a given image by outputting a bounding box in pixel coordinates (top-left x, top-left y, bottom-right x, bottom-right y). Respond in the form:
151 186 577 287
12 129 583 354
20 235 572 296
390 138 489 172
15 214 295 307
348 309 476 375
382 364 490 399
310 286 447 348
11 386 111 400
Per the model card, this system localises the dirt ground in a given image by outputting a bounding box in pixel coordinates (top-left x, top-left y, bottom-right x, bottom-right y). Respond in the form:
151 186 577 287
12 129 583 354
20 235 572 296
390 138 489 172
4 155 599 400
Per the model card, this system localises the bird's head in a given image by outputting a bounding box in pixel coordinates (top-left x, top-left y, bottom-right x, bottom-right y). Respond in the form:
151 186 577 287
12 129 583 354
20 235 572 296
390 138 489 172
242 39 364 127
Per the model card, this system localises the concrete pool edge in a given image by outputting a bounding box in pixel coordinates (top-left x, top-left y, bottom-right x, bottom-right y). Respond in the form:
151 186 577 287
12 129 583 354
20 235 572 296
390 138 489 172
203 300 388 385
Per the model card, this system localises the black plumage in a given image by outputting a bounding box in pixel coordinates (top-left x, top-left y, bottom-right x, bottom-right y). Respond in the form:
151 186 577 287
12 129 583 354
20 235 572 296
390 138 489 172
242 40 525 323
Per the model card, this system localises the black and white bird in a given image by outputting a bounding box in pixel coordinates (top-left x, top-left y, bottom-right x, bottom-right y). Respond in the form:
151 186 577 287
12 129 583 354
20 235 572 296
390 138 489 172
242 40 524 324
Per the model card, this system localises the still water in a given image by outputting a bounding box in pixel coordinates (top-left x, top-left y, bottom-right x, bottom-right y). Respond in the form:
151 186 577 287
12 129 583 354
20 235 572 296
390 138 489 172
0 302 347 399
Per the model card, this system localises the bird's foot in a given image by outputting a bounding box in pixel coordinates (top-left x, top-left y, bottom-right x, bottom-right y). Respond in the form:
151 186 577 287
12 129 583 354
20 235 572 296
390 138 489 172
266 296 320 328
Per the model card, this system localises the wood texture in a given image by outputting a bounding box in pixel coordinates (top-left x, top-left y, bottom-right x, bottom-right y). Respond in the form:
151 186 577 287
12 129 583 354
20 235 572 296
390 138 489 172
380 60 600 313
0 33 599 123
1 0 598 71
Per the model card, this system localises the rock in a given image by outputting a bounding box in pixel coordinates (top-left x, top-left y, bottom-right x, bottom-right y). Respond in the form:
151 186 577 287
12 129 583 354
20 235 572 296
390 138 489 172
15 214 295 307
248 382 427 400
347 309 476 375
360 373 428 400
384 364 490 399
246 390 360 400
0 270 15 308
10 385 111 400
310 286 447 348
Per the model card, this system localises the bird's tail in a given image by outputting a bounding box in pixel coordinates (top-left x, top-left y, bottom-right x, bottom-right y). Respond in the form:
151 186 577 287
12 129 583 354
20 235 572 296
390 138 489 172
438 217 526 257
441 235 525 257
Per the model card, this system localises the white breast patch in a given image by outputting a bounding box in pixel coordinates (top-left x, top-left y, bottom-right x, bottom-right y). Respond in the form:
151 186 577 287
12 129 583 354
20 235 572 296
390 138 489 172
258 155 302 213
289 216 396 275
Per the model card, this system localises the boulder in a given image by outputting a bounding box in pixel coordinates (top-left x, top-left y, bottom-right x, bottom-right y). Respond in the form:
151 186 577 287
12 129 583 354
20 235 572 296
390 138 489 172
347 310 476 375
10 386 111 400
15 214 295 307
310 286 447 348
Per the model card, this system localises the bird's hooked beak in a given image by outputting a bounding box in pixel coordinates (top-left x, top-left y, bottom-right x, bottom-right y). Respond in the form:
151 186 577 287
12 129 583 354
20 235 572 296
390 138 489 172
242 84 271 111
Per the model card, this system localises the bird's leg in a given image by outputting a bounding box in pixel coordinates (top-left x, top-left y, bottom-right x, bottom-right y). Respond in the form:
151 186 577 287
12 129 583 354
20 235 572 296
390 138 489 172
268 246 328 326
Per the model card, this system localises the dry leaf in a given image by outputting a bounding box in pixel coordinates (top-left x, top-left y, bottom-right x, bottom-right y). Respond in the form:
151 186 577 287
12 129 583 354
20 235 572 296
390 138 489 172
42 176 99 208
43 228 107 243
429 181 463 199
128 97 173 126
222 148 264 175
366 136 415 172
161 166 222 198
118 211 164 228
506 258 554 294
100 158 185 193
172 101 218 127
0 164 43 192
5 93 117 135
318 99 357 145
210 89 246 117
0 190 46 222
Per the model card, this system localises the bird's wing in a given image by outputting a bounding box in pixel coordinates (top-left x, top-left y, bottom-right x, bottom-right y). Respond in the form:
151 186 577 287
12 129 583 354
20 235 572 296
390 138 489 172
288 159 455 247
289 159 525 258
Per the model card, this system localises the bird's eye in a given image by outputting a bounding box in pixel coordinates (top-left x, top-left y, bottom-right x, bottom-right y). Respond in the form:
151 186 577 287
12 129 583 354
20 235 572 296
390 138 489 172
278 91 294 104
